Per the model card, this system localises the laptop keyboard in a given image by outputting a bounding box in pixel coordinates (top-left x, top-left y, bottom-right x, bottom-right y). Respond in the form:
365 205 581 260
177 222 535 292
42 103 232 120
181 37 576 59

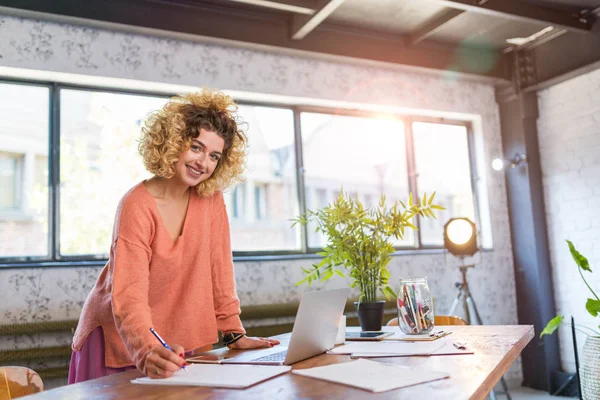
253 351 287 362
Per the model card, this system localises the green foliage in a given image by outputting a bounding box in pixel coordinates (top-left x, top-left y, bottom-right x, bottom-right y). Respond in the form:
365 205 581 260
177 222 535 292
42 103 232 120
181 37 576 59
567 240 590 272
587 299 600 317
540 315 563 338
541 240 600 338
292 190 444 303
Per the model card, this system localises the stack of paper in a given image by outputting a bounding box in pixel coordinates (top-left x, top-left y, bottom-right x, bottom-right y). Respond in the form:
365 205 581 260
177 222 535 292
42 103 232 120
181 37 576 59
131 364 291 389
292 359 449 393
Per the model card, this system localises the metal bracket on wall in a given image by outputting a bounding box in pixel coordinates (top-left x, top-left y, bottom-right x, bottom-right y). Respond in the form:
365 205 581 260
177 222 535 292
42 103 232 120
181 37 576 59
512 49 537 93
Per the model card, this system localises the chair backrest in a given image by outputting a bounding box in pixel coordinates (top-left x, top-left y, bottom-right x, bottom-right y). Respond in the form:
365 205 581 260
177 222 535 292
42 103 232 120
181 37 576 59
434 315 468 326
386 315 468 327
0 367 44 399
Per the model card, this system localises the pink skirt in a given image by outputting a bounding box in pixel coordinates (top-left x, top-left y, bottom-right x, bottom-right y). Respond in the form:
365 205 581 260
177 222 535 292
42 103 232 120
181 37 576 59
68 326 136 384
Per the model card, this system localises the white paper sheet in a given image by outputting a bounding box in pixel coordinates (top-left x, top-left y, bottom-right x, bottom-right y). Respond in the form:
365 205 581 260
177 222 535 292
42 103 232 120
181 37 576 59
131 364 291 388
328 339 473 357
292 359 449 393
328 340 446 355
383 329 451 341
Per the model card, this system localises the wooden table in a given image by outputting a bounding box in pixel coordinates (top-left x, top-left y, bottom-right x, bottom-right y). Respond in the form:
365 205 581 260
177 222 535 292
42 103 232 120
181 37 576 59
23 325 533 400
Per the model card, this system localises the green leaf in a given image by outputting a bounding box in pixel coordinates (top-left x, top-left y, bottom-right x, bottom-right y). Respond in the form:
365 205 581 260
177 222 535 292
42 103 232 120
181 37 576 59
428 191 436 205
322 268 334 281
405 222 417 230
586 298 600 317
540 315 564 338
295 277 308 286
334 269 346 278
567 240 591 272
382 285 396 300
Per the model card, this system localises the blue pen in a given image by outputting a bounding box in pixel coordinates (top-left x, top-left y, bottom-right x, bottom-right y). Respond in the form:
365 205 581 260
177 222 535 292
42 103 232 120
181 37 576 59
149 327 188 372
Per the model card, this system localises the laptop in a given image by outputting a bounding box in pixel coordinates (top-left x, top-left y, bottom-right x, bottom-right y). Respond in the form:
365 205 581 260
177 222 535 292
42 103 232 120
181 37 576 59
221 288 349 365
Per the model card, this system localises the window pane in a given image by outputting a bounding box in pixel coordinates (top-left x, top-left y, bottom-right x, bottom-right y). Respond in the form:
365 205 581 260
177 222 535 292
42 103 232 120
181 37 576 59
0 83 49 259
60 90 160 256
0 153 20 209
225 105 299 251
413 122 476 246
301 112 410 248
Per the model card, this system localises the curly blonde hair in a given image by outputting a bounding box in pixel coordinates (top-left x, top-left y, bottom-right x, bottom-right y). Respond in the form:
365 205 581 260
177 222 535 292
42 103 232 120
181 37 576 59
138 89 247 197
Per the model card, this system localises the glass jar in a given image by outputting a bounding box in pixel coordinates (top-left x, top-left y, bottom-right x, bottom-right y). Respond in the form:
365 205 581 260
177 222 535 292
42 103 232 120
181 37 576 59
396 278 434 335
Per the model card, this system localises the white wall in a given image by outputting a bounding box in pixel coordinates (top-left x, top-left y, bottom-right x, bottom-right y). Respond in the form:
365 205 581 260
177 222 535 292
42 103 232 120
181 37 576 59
537 67 600 373
0 13 519 383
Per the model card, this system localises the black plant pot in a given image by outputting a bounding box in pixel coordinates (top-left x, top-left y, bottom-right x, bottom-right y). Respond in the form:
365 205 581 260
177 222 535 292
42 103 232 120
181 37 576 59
354 300 385 331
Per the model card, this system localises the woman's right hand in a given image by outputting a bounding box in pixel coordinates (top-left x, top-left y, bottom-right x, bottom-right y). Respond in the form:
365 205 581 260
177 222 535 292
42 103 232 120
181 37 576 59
144 343 186 379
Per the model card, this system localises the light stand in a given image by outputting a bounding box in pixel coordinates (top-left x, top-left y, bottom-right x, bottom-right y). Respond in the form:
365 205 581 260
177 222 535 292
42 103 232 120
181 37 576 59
446 263 512 400
447 263 483 326
443 218 512 400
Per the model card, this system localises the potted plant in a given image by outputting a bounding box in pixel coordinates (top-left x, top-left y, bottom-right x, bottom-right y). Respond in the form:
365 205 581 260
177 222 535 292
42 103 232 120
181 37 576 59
292 190 443 331
541 240 600 399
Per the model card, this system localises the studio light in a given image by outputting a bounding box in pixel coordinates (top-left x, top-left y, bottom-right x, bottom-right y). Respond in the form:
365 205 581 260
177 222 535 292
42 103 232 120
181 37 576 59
492 153 528 171
442 216 511 397
443 217 478 257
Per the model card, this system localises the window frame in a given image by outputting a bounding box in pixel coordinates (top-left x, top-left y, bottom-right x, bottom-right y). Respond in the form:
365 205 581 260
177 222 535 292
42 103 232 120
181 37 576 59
0 78 488 267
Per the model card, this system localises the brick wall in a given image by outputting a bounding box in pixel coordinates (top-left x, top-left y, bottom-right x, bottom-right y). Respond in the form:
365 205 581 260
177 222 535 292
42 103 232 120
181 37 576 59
537 67 600 373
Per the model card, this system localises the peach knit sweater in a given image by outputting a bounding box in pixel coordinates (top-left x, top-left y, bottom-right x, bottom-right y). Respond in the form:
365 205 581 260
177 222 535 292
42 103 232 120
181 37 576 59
72 183 245 369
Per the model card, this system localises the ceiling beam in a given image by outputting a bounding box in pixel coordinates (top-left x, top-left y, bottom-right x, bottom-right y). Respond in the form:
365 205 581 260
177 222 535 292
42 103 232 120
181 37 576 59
226 0 315 15
526 27 600 90
407 8 465 46
428 0 593 33
0 0 510 81
290 0 345 40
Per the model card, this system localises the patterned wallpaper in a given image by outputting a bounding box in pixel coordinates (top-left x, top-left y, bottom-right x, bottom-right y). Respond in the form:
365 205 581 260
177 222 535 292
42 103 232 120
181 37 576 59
0 13 520 382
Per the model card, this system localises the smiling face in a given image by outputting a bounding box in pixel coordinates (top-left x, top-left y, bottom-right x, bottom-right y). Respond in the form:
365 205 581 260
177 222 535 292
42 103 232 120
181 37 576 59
173 128 225 188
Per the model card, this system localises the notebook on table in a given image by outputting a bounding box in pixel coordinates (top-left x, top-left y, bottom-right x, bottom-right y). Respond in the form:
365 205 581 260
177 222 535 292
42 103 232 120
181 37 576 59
131 364 290 388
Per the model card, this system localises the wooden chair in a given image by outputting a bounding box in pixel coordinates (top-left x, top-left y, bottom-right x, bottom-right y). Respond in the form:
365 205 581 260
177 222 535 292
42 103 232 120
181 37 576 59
0 367 44 399
386 315 468 326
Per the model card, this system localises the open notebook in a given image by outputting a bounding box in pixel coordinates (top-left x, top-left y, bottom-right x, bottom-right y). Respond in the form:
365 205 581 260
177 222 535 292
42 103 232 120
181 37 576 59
292 359 449 393
131 364 291 389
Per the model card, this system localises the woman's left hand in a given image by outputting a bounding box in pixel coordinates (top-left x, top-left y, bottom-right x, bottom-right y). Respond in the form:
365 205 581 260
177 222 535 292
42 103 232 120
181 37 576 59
228 335 280 349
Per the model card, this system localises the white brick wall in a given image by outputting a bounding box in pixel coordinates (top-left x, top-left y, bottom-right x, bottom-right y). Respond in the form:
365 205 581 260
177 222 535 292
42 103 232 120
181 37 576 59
537 67 600 373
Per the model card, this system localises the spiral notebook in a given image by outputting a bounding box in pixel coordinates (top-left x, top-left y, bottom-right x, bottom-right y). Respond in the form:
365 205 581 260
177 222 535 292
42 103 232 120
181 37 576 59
131 364 291 389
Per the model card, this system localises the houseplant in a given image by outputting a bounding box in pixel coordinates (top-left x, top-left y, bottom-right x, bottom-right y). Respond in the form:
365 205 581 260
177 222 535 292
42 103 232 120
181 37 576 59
541 240 600 399
292 190 443 331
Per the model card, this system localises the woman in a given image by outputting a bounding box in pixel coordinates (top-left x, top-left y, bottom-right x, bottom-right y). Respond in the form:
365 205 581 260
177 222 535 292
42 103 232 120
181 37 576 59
69 89 279 383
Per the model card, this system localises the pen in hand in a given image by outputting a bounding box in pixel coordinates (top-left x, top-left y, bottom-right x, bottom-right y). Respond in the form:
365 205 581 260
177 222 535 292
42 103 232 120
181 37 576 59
149 327 188 372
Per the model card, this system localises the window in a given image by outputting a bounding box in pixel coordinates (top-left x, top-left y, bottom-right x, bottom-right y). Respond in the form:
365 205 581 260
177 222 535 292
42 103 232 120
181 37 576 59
412 121 476 246
0 82 50 260
0 79 489 264
59 89 160 256
229 105 299 252
301 112 410 248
